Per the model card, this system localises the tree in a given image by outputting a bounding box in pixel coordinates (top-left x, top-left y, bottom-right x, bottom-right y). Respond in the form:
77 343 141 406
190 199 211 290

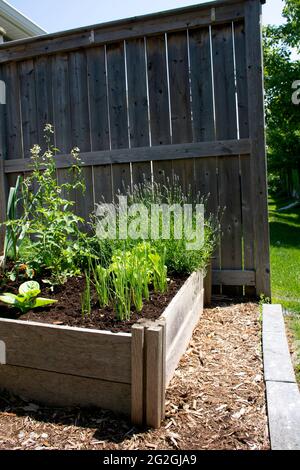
263 1 300 194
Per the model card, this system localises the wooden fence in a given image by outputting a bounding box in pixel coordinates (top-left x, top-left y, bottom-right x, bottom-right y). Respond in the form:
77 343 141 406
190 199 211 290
0 0 270 296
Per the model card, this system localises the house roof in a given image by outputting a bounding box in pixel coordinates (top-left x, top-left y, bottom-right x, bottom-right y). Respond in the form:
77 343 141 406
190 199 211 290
0 0 46 40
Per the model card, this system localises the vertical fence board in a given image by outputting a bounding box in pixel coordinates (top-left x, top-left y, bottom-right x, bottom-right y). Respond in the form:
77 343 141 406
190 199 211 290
126 38 150 148
86 46 110 152
212 23 242 293
112 163 131 197
131 324 145 425
69 51 91 152
132 162 152 186
1 63 23 160
245 0 270 296
145 325 164 429
194 157 220 270
146 35 171 146
19 60 37 159
52 54 72 154
34 56 54 149
106 42 129 150
94 165 113 204
189 27 215 142
234 21 255 294
167 31 192 144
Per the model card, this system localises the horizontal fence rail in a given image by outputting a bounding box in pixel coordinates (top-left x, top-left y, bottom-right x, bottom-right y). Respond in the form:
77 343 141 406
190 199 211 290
0 0 270 296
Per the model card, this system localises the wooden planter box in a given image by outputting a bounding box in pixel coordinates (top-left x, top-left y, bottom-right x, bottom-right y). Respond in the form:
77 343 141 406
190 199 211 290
0 271 203 428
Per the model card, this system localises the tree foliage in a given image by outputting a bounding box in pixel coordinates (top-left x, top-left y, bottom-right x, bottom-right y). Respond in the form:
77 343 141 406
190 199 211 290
264 0 300 177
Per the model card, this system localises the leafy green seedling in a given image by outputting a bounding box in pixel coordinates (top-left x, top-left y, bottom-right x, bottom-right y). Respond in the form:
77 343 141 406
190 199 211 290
0 281 57 314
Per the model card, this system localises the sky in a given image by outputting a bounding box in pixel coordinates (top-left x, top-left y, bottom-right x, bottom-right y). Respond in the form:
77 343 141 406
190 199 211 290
6 0 286 34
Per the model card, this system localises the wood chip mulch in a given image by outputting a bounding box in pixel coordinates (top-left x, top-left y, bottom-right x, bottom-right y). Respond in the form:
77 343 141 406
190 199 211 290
0 301 270 450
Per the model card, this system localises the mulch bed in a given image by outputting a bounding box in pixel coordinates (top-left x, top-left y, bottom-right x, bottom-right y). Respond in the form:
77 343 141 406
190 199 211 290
0 276 186 333
0 300 269 450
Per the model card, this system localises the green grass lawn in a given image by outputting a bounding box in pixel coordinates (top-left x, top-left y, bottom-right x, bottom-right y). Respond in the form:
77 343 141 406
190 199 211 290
269 196 300 380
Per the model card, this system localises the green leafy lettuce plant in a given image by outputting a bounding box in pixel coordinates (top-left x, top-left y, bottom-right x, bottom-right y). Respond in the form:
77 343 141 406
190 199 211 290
0 281 57 314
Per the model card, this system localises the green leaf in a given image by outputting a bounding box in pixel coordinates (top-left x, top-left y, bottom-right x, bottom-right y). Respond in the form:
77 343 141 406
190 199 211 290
19 281 41 297
34 297 58 308
0 293 17 305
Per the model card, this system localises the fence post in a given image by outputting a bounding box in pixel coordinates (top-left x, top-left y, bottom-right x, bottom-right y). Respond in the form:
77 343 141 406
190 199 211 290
145 324 165 428
245 0 271 297
131 324 145 425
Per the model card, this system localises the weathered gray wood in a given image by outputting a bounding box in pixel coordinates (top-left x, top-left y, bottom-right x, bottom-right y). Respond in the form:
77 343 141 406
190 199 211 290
19 60 38 159
2 62 23 159
52 53 72 154
34 56 54 149
68 50 91 152
218 156 243 285
4 139 252 173
212 269 255 285
0 364 131 415
132 162 152 186
212 24 237 140
212 23 242 294
145 324 164 428
234 21 255 294
126 38 149 148
194 157 220 270
167 31 192 144
245 0 270 296
93 164 113 204
112 163 131 197
0 1 246 64
146 35 171 146
266 381 300 450
0 318 132 383
75 166 94 223
131 324 145 425
86 46 110 151
204 262 212 306
106 42 129 150
161 271 203 352
164 288 203 387
189 27 215 142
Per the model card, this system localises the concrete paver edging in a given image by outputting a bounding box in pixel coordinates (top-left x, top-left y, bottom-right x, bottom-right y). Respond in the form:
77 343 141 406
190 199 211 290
263 304 300 450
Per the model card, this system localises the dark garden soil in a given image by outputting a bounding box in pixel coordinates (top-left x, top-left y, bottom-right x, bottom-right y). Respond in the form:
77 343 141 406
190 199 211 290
0 300 270 450
0 276 186 333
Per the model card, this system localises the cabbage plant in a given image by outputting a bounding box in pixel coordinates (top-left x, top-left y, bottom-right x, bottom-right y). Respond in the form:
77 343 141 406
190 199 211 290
0 281 57 314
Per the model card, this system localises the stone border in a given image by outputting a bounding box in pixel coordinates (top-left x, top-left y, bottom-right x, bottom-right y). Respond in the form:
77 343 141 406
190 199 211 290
263 304 300 450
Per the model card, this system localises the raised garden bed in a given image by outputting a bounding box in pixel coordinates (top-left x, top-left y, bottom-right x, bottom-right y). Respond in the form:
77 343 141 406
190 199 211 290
0 271 204 429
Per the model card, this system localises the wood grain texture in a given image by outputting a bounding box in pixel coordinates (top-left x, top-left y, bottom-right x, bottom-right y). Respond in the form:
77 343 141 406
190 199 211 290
146 35 171 146
131 324 145 425
189 27 215 142
145 325 164 428
164 288 203 387
0 1 245 64
245 0 270 296
212 269 255 285
0 318 132 383
106 42 129 150
4 140 252 173
0 364 131 415
167 30 192 144
161 271 203 352
126 38 150 148
86 46 110 152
